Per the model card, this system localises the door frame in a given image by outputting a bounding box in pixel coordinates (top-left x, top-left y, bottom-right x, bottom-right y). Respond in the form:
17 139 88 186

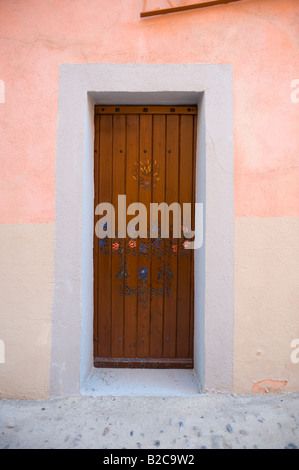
50 64 234 396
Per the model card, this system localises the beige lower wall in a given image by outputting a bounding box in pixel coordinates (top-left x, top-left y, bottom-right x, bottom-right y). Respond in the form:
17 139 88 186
234 217 299 394
0 218 298 398
0 223 54 399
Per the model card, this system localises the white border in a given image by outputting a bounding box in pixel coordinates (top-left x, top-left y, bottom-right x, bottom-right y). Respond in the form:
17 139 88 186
50 64 234 396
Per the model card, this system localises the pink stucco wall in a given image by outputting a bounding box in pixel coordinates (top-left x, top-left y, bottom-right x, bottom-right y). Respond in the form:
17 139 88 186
0 0 298 224
0 0 298 398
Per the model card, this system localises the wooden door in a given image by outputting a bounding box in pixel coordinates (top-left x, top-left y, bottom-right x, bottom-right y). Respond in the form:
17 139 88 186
94 105 197 368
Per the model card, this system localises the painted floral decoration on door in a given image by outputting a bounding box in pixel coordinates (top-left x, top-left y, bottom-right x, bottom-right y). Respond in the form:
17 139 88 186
131 159 160 190
98 227 191 309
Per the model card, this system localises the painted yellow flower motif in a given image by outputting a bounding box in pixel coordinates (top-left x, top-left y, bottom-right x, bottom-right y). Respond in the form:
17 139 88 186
132 159 160 190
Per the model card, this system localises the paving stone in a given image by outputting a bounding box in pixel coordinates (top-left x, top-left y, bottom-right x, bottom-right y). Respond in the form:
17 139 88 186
0 394 298 449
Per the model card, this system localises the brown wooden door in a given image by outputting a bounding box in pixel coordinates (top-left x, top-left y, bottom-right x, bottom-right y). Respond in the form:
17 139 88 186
94 105 197 368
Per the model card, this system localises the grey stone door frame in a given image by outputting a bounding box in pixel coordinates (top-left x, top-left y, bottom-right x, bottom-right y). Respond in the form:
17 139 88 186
50 64 234 396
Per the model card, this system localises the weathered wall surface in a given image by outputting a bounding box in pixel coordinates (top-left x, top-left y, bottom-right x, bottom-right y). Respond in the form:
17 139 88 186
234 218 299 394
0 0 298 397
0 224 54 398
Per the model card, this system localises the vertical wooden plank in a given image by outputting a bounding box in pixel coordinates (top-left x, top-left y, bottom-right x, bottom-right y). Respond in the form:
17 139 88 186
177 115 193 358
163 115 179 358
189 115 197 359
111 115 126 357
150 115 166 358
97 115 113 358
137 114 152 358
93 114 100 357
124 115 139 357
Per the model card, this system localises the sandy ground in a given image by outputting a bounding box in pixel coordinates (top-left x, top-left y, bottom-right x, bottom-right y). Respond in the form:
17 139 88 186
0 393 298 449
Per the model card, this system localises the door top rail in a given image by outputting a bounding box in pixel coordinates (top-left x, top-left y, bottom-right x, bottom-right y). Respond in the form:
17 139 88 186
95 105 197 115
